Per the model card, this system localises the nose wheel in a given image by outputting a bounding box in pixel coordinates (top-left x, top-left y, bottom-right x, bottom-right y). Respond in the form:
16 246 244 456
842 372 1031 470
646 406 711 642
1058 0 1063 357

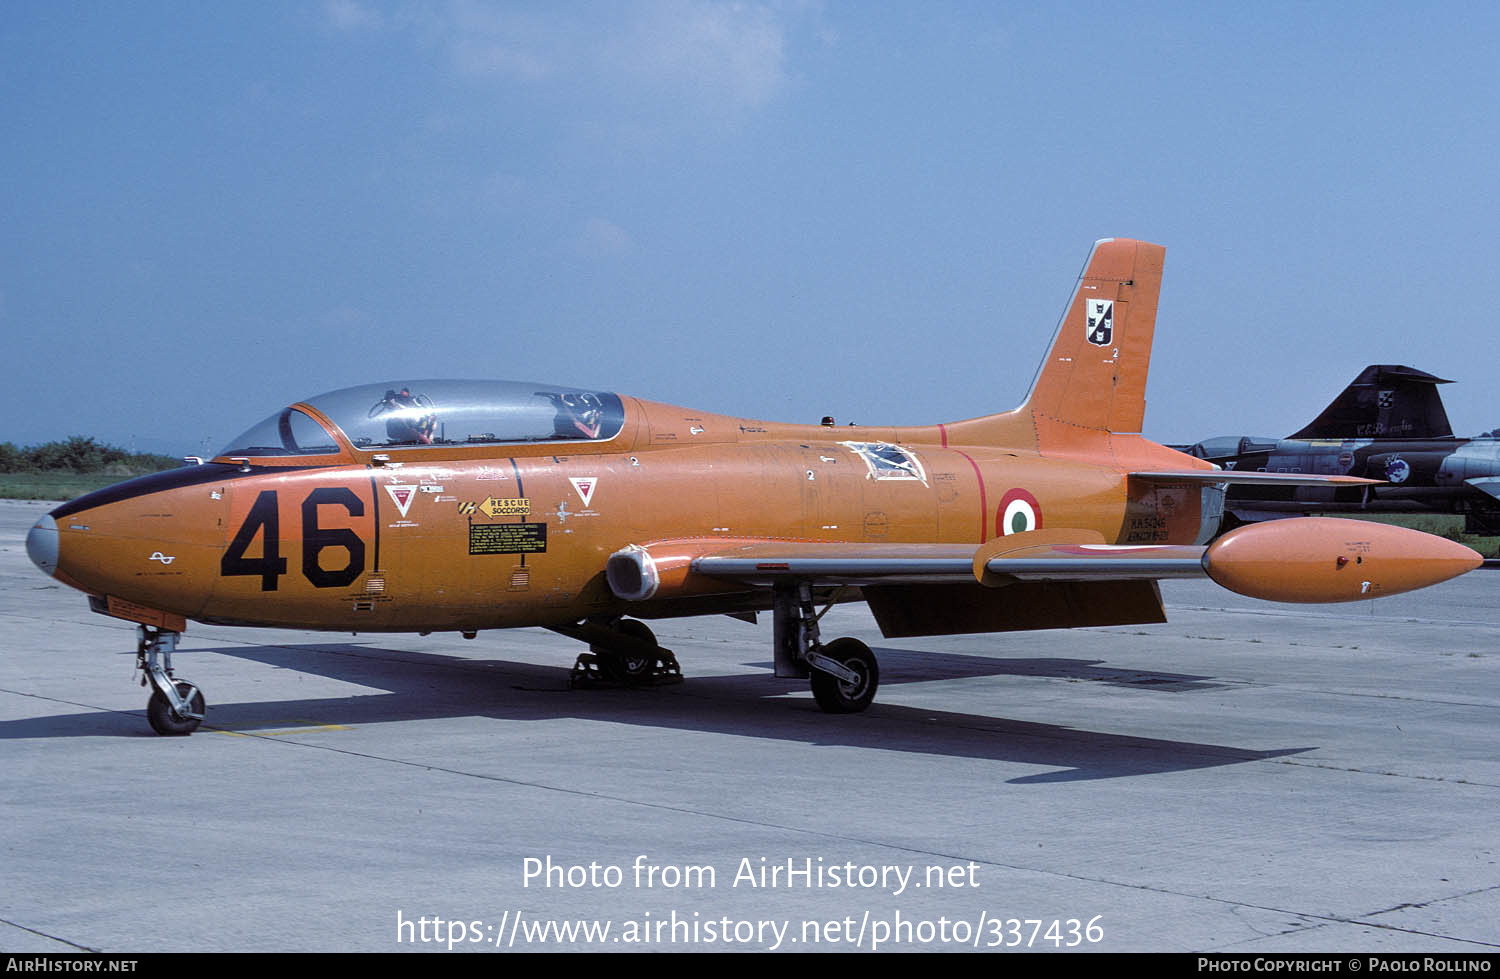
136 627 205 736
147 681 206 736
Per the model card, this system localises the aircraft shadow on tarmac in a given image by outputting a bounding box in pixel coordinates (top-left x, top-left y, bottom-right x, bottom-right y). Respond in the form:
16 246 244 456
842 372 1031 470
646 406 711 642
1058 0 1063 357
792 645 1228 692
1 639 1308 782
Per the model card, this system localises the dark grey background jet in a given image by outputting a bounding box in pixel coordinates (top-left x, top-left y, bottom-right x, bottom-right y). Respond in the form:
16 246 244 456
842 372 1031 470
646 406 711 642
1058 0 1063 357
1177 365 1500 533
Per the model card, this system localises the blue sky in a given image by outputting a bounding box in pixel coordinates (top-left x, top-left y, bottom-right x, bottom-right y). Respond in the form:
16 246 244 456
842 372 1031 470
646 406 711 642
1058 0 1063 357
4 1 1498 456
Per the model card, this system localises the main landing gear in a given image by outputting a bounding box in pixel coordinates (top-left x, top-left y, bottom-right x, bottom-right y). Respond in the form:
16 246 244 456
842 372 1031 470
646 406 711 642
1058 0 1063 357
774 582 879 714
556 587 881 713
555 618 683 687
136 626 205 736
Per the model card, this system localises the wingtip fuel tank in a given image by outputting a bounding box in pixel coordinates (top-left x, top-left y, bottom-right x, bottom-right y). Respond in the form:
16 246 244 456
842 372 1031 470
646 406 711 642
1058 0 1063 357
1203 517 1482 604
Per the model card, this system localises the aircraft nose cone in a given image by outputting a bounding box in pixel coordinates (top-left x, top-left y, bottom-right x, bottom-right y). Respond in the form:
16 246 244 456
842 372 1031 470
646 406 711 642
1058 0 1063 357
26 513 58 577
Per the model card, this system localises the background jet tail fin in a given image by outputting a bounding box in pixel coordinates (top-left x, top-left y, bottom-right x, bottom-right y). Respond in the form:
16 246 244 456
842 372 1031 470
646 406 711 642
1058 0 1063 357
1289 365 1454 440
1021 238 1165 439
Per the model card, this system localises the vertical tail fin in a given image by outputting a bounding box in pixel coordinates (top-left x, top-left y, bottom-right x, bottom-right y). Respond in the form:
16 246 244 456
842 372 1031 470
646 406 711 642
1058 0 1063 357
1022 237 1165 438
1289 365 1454 440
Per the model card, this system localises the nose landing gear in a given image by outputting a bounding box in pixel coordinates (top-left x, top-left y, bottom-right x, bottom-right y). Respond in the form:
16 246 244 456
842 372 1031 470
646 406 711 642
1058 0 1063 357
136 626 205 736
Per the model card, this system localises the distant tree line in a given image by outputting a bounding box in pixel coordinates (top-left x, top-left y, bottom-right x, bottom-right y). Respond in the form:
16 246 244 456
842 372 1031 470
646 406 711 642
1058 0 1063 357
0 436 180 474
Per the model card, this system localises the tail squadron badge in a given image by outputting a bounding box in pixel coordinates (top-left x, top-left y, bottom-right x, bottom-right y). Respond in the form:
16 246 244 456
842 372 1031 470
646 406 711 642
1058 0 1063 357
1086 299 1113 346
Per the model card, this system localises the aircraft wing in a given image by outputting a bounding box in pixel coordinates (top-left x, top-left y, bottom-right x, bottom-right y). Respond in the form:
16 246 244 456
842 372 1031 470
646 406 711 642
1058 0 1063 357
607 519 1479 617
676 534 1209 640
692 541 982 585
1131 470 1379 487
689 538 1208 587
607 530 1206 596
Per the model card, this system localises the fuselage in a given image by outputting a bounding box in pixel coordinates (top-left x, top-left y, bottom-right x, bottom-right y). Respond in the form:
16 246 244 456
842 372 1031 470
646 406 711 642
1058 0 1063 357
28 380 1211 635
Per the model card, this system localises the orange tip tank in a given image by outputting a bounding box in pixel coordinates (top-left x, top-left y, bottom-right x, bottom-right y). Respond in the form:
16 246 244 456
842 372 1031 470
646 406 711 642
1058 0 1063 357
1203 517 1482 603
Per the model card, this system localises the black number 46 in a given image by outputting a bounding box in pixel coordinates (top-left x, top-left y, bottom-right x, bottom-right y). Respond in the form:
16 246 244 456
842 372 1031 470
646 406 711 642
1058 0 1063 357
221 488 365 590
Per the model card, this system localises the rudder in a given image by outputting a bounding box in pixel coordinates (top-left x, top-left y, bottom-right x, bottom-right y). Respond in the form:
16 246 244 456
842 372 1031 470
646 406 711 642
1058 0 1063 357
1021 238 1165 438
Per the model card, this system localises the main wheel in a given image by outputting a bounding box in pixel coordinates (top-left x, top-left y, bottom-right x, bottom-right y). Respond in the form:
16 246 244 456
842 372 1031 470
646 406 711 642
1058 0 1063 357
147 681 205 736
810 638 879 714
591 619 658 683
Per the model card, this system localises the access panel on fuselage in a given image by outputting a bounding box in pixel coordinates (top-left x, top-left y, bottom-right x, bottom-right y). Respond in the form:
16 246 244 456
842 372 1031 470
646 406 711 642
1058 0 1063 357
372 454 666 630
817 439 942 543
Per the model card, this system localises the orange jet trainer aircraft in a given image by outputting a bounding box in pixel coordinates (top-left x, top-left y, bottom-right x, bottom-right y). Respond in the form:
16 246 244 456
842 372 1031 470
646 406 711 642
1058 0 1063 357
25 239 1483 735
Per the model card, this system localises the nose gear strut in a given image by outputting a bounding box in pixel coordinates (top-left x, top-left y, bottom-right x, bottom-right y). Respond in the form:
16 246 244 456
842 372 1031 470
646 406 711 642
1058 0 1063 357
135 626 205 736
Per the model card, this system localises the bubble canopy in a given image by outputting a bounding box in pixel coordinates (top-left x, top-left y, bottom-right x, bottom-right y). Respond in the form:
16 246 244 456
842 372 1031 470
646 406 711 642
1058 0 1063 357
217 380 627 458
